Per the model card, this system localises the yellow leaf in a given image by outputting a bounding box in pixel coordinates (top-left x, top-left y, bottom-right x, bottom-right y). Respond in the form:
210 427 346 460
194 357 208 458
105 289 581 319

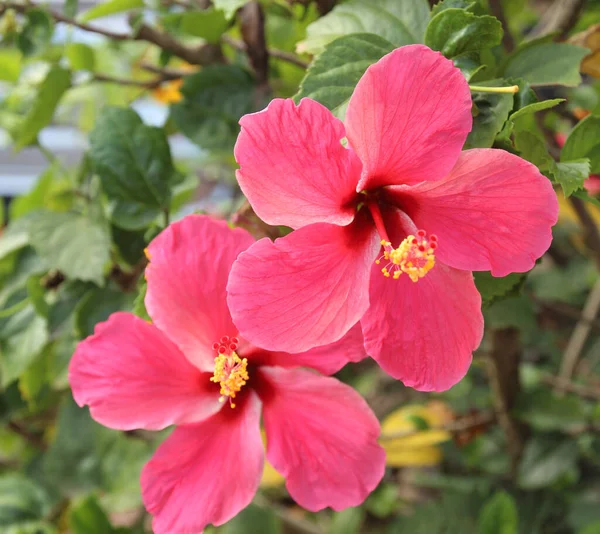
379 403 453 467
569 24 600 79
152 79 184 104
260 430 285 488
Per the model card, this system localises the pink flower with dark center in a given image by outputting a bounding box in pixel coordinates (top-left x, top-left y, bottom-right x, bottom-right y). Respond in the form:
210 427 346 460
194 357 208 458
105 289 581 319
69 215 384 534
227 44 559 391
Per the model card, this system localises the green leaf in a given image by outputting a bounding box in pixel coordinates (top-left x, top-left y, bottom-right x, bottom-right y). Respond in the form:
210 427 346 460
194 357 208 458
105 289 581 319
518 436 578 490
551 159 590 197
222 505 281 534
295 33 394 119
329 507 365 534
503 42 589 86
0 228 29 262
42 398 103 493
171 65 256 152
509 98 564 122
78 0 144 22
431 0 476 17
132 282 150 322
75 287 133 339
18 344 52 410
15 66 71 150
561 115 600 174
515 389 587 432
0 305 48 387
89 107 175 208
26 276 48 318
466 80 513 148
0 49 22 82
69 496 115 534
513 129 553 170
579 522 600 534
213 0 248 19
64 0 79 18
0 475 50 526
29 211 110 286
65 43 96 71
166 9 229 43
474 271 526 306
478 491 518 534
16 8 53 57
425 9 503 59
300 0 430 55
107 199 161 231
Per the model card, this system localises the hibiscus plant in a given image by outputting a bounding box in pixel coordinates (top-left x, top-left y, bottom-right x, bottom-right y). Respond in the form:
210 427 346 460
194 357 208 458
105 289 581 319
0 0 599 533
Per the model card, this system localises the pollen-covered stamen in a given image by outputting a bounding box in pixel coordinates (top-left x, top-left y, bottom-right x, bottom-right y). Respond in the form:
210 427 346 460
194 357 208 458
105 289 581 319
375 230 438 282
210 337 248 408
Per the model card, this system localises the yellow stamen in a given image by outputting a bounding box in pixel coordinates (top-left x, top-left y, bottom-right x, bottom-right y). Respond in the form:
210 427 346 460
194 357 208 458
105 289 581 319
376 231 437 282
210 351 249 408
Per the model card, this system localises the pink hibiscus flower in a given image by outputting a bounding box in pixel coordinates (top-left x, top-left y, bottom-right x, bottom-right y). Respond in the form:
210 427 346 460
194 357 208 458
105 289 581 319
227 44 559 392
69 215 385 534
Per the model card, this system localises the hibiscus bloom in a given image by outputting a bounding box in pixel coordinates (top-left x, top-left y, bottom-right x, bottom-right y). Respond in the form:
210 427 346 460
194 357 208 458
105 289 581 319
227 44 558 391
69 215 385 534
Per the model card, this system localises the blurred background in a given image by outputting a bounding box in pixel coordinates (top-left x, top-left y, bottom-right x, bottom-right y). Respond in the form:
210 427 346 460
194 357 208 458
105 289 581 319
0 0 600 533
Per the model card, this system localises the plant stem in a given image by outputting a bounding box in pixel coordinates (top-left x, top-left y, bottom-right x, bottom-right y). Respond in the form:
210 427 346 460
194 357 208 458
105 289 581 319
469 84 519 94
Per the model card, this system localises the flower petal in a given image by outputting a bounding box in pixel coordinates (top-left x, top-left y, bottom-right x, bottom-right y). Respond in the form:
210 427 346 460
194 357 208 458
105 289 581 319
145 215 255 371
69 312 221 431
235 98 361 229
227 216 380 353
141 392 264 534
345 44 472 189
361 261 483 392
258 367 385 511
249 323 366 375
389 149 559 276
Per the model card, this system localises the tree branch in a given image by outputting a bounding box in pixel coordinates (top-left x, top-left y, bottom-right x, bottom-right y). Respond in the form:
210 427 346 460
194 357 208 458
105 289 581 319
488 0 515 52
222 35 309 69
543 375 600 400
530 0 587 39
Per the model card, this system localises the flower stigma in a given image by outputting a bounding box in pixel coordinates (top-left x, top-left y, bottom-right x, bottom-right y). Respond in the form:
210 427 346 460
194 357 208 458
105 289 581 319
210 336 248 408
375 230 437 282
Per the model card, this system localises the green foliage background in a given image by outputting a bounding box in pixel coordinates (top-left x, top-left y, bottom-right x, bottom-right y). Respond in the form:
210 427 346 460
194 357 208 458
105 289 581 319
0 0 600 532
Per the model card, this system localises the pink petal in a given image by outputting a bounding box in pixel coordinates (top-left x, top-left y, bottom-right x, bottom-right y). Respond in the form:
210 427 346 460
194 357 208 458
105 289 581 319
235 98 361 229
69 312 221 430
227 216 380 353
389 149 559 277
145 215 255 371
361 208 483 391
142 392 264 534
249 323 366 375
345 44 472 190
258 367 385 511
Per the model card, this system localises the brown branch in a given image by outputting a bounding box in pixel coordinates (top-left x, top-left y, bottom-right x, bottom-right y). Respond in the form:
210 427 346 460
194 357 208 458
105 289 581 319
543 375 600 400
487 328 526 477
139 62 196 79
530 0 587 39
569 196 600 270
239 1 269 85
558 279 600 383
222 35 309 69
488 0 515 52
92 73 165 89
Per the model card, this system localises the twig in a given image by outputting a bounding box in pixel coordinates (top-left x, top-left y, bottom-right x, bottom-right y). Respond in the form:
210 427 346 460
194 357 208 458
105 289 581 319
222 35 309 69
543 375 600 400
140 62 195 79
1 1 223 66
529 0 587 39
379 411 495 441
488 0 515 51
529 292 600 331
239 1 269 85
92 73 165 89
558 278 600 383
7 421 47 450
